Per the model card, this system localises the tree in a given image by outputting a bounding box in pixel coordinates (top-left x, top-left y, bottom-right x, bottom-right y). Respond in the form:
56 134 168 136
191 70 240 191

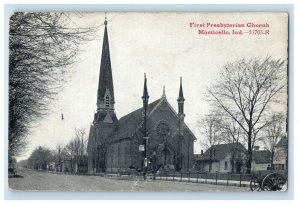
74 128 87 156
73 128 87 172
27 146 54 170
63 128 87 173
261 113 285 170
53 144 63 172
9 12 98 157
198 112 222 172
218 115 245 173
207 57 286 173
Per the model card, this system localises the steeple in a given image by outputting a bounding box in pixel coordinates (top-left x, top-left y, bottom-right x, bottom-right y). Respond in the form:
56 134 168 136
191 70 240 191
177 77 185 115
142 73 149 100
142 73 149 112
161 86 166 98
97 17 115 112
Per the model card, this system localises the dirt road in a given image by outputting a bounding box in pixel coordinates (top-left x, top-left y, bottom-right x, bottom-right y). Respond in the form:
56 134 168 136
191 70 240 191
9 168 250 192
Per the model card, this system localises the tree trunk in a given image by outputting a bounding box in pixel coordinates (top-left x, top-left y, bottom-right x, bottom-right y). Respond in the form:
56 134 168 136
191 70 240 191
246 130 252 174
209 149 213 172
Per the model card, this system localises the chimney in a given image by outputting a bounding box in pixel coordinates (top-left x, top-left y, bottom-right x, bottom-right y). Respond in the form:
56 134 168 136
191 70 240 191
201 150 203 155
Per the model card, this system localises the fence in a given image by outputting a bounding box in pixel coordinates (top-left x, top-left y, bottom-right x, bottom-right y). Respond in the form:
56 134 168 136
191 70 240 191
110 170 252 187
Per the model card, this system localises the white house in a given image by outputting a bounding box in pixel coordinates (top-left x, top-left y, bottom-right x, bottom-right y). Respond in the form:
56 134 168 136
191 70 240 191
273 136 288 170
195 143 246 173
251 150 271 171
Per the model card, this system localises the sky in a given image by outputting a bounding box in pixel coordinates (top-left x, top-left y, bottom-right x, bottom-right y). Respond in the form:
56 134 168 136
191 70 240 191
16 12 288 161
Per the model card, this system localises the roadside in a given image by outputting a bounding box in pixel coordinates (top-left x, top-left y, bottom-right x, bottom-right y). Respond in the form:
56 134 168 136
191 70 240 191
8 168 250 192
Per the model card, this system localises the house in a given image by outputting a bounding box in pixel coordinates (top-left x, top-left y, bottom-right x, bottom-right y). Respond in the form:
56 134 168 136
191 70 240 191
251 150 271 171
195 142 246 173
273 136 288 170
46 162 56 171
87 18 196 173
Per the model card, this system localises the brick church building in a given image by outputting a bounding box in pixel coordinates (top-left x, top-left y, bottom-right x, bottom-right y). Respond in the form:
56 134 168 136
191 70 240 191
87 18 196 173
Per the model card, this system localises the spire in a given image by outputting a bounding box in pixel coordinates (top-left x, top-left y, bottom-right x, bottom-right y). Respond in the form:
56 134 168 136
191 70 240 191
177 77 185 102
177 77 185 115
97 16 115 110
142 73 149 100
161 86 166 98
104 12 107 26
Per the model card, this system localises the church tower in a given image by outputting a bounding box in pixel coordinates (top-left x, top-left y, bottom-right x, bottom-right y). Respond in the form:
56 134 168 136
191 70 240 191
88 17 118 173
95 18 117 124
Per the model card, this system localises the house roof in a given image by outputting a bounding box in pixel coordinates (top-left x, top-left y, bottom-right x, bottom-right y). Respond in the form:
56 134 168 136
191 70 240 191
197 142 246 162
108 97 196 143
276 136 288 148
252 150 271 164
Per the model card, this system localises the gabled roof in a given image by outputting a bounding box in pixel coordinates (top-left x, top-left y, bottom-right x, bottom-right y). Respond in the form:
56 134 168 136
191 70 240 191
93 111 118 124
252 150 271 164
108 97 196 143
276 136 288 148
108 99 161 142
197 142 246 162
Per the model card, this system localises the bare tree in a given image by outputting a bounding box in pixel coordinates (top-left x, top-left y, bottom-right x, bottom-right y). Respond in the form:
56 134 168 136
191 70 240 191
63 128 87 173
261 113 285 170
198 112 222 172
54 144 63 172
74 128 87 156
9 12 98 157
27 146 54 170
63 140 75 173
207 57 286 173
218 115 246 173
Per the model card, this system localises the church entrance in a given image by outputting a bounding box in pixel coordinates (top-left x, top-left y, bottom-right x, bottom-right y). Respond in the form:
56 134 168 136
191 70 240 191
157 144 175 171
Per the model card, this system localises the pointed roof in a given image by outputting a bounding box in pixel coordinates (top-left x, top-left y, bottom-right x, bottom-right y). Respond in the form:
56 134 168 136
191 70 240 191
197 142 246 162
177 77 185 101
142 73 149 100
252 150 271 164
107 97 196 143
97 18 115 103
276 136 288 148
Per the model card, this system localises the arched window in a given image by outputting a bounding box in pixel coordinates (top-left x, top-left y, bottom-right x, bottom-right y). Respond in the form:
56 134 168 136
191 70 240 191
156 121 170 139
105 95 110 107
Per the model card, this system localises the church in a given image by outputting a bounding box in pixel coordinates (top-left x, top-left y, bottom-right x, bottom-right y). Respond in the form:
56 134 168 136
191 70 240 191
87 18 196 173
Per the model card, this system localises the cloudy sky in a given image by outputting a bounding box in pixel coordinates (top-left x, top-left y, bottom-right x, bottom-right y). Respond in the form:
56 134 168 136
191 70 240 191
16 12 288 161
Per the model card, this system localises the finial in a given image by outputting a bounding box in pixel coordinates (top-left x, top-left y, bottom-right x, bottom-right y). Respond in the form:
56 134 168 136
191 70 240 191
162 86 166 98
178 76 185 101
104 12 107 26
142 73 149 99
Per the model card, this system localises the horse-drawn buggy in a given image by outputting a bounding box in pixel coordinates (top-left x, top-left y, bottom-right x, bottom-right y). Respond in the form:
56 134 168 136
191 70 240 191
250 172 287 191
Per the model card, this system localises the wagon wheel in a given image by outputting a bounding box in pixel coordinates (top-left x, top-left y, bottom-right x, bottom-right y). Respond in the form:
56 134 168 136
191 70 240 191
262 173 286 191
250 178 261 191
